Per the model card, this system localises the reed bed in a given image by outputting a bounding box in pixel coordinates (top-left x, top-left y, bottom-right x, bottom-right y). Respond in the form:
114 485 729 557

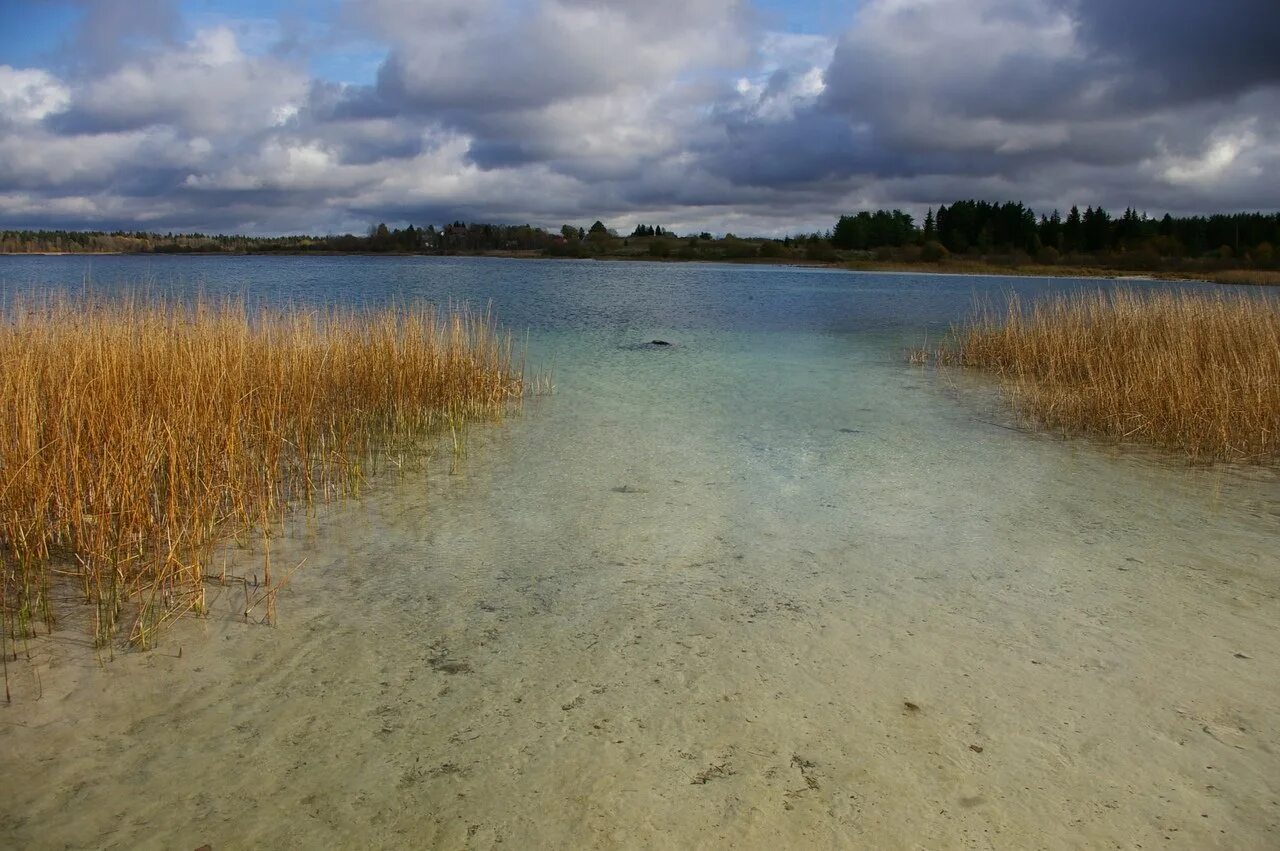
0 295 524 669
920 289 1280 463
1208 270 1280 287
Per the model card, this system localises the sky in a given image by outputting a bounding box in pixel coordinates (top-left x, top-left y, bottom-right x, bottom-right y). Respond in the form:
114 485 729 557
1 0 1278 237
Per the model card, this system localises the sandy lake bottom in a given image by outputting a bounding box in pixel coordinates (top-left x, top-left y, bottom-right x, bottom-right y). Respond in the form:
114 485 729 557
0 260 1278 849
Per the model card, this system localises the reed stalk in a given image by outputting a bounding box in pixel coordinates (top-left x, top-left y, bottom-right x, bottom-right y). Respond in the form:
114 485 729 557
918 289 1280 462
0 294 524 666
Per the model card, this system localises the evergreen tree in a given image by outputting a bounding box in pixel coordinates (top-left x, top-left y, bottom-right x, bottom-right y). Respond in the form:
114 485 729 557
1063 206 1083 253
1082 206 1111 252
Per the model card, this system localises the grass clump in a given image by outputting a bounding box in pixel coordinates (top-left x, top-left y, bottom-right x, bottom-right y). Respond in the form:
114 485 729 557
0 295 524 665
921 289 1280 463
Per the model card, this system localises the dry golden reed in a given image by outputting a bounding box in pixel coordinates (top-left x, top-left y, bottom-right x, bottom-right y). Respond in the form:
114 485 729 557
1208 270 1280 287
923 289 1280 462
0 294 523 662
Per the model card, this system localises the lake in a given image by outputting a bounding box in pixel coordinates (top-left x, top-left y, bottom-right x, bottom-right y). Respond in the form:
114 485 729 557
1 255 1277 849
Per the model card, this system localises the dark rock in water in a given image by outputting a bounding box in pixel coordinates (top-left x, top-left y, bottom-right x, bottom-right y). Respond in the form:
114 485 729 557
837 428 860 434
618 340 677 351
612 484 648 494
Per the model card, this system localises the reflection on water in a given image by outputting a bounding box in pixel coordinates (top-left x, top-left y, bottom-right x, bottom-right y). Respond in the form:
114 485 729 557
1 257 1277 848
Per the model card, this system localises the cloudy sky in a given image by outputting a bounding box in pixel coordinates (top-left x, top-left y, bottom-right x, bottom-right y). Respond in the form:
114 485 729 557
1 0 1277 236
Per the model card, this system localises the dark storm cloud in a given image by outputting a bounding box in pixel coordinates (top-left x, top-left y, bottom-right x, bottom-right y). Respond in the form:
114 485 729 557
1071 0 1280 104
773 0 1280 219
701 109 867 186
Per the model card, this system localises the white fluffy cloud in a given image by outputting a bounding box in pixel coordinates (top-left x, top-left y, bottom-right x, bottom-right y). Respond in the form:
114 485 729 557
65 27 307 135
0 66 71 123
0 0 1277 235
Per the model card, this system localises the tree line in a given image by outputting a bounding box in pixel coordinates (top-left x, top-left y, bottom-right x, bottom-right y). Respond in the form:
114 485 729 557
831 202 1279 265
4 202 1278 270
0 222 560 255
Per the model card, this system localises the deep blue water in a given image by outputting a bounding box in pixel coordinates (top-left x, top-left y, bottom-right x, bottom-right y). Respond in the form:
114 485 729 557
0 254 1229 338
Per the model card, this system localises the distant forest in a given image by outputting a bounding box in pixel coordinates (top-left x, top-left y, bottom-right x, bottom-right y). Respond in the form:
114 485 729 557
3 203 1278 272
830 203 1279 265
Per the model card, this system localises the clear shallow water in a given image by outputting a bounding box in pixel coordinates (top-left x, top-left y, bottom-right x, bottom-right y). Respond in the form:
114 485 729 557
1 257 1277 849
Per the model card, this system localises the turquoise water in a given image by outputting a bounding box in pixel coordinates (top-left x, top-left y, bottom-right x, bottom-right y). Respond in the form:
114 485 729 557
1 256 1277 849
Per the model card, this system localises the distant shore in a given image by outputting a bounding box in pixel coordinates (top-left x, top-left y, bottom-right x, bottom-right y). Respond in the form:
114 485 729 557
4 248 1277 286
